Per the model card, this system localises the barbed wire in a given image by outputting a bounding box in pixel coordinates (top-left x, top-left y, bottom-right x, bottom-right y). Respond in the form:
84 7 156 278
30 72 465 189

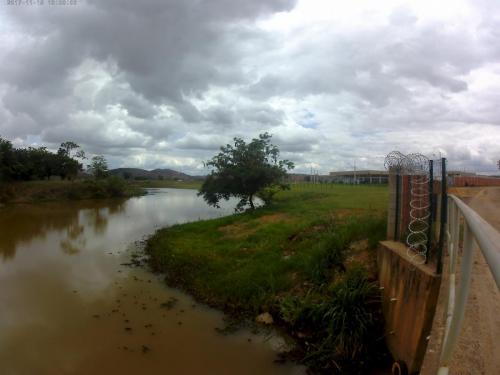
385 151 431 264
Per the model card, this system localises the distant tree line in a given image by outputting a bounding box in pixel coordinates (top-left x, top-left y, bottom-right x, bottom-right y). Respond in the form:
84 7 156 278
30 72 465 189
0 137 88 182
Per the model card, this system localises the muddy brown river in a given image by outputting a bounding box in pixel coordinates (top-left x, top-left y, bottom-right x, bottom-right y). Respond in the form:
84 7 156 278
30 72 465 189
0 188 305 375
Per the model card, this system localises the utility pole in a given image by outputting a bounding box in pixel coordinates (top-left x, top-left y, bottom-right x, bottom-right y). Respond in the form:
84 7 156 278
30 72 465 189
353 160 357 185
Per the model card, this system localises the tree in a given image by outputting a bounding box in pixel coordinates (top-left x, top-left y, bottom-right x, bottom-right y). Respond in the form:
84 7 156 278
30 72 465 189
0 137 15 181
55 141 85 180
58 141 80 158
75 149 87 161
198 133 294 211
0 137 84 181
87 155 108 179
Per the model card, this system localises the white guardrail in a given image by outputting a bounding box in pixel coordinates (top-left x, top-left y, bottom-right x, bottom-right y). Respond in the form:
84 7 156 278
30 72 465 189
437 194 500 375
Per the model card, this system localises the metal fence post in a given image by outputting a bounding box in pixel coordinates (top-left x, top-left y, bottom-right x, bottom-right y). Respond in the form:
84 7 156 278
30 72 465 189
395 173 400 240
426 160 434 263
437 158 447 274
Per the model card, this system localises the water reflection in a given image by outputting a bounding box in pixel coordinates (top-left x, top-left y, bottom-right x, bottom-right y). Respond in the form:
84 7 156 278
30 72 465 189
0 199 125 260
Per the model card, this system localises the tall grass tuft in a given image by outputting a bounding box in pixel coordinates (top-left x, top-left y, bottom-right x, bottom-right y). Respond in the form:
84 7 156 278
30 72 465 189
280 265 383 373
307 215 386 285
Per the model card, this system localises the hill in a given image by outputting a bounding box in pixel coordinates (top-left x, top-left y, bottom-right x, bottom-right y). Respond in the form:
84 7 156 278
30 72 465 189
110 168 200 181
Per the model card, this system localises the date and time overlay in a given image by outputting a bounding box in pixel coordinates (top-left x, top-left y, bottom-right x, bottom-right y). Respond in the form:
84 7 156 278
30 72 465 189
5 0 79 6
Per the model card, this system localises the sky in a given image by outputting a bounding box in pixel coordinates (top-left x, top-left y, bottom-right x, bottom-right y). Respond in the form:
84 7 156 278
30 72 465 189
1 0 499 175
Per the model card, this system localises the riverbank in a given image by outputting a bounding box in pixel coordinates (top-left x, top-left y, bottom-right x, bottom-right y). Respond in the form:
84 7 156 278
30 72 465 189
0 178 145 204
146 184 391 373
129 179 202 190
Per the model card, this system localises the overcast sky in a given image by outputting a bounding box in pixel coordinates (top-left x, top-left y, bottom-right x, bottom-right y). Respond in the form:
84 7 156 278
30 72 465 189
1 0 499 175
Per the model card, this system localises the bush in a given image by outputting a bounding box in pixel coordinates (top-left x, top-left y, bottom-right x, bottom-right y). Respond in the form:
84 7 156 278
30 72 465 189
319 266 378 361
105 176 127 197
280 265 383 373
257 183 290 205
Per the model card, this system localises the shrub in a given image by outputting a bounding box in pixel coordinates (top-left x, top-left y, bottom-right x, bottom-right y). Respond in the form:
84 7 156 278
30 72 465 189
257 183 290 205
280 265 382 373
319 265 378 361
105 176 127 197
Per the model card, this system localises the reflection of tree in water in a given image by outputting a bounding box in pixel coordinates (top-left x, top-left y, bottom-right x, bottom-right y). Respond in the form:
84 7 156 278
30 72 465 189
0 205 79 260
60 222 86 255
0 199 126 261
108 200 125 215
85 200 126 236
87 208 108 235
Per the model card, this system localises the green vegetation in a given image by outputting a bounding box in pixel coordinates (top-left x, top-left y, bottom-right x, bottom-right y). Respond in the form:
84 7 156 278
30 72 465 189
0 178 144 204
87 155 109 179
0 137 146 204
147 184 389 373
199 133 294 211
0 137 85 182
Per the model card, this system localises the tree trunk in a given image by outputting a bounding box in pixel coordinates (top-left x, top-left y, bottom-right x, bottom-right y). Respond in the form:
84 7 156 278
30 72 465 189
249 195 255 209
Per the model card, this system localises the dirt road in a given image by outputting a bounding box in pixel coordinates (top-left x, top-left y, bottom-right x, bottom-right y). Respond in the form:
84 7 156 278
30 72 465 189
449 187 500 375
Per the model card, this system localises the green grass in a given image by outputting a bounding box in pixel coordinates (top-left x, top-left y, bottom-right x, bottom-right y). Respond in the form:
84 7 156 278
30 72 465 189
146 184 389 372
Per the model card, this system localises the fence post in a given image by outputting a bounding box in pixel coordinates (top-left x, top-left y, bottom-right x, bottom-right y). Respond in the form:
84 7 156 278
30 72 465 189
426 160 434 263
395 173 400 240
437 158 447 274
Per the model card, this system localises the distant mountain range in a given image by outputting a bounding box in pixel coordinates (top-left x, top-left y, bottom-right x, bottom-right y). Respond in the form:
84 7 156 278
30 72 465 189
109 168 203 180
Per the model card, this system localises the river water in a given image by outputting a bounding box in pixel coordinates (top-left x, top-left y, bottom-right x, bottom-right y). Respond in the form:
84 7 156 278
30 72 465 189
0 188 305 375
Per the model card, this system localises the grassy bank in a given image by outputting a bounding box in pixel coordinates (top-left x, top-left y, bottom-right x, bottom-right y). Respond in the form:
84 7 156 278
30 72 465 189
0 177 145 204
147 184 390 373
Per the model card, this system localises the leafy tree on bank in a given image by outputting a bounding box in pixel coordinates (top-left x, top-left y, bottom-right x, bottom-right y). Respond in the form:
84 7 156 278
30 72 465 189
56 141 85 180
87 155 109 179
198 133 294 211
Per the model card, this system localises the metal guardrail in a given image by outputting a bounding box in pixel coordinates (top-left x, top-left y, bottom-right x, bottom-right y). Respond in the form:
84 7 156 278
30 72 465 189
437 194 500 375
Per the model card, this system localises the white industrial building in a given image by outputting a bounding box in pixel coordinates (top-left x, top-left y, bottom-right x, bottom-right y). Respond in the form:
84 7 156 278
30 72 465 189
329 170 388 184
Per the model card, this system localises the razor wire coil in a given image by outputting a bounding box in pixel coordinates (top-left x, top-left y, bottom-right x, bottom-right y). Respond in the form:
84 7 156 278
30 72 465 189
385 151 431 264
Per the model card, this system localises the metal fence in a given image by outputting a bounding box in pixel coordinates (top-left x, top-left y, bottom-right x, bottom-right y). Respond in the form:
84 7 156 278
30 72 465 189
385 153 448 273
437 195 500 375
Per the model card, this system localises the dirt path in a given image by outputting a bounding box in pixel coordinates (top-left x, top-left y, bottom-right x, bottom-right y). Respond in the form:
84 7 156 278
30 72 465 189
448 187 500 375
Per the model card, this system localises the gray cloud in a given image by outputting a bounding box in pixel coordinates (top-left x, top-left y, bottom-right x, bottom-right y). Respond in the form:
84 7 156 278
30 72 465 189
1 0 500 175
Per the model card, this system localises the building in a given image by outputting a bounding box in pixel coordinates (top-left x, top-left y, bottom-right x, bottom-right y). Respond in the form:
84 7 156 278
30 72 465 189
329 170 388 184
